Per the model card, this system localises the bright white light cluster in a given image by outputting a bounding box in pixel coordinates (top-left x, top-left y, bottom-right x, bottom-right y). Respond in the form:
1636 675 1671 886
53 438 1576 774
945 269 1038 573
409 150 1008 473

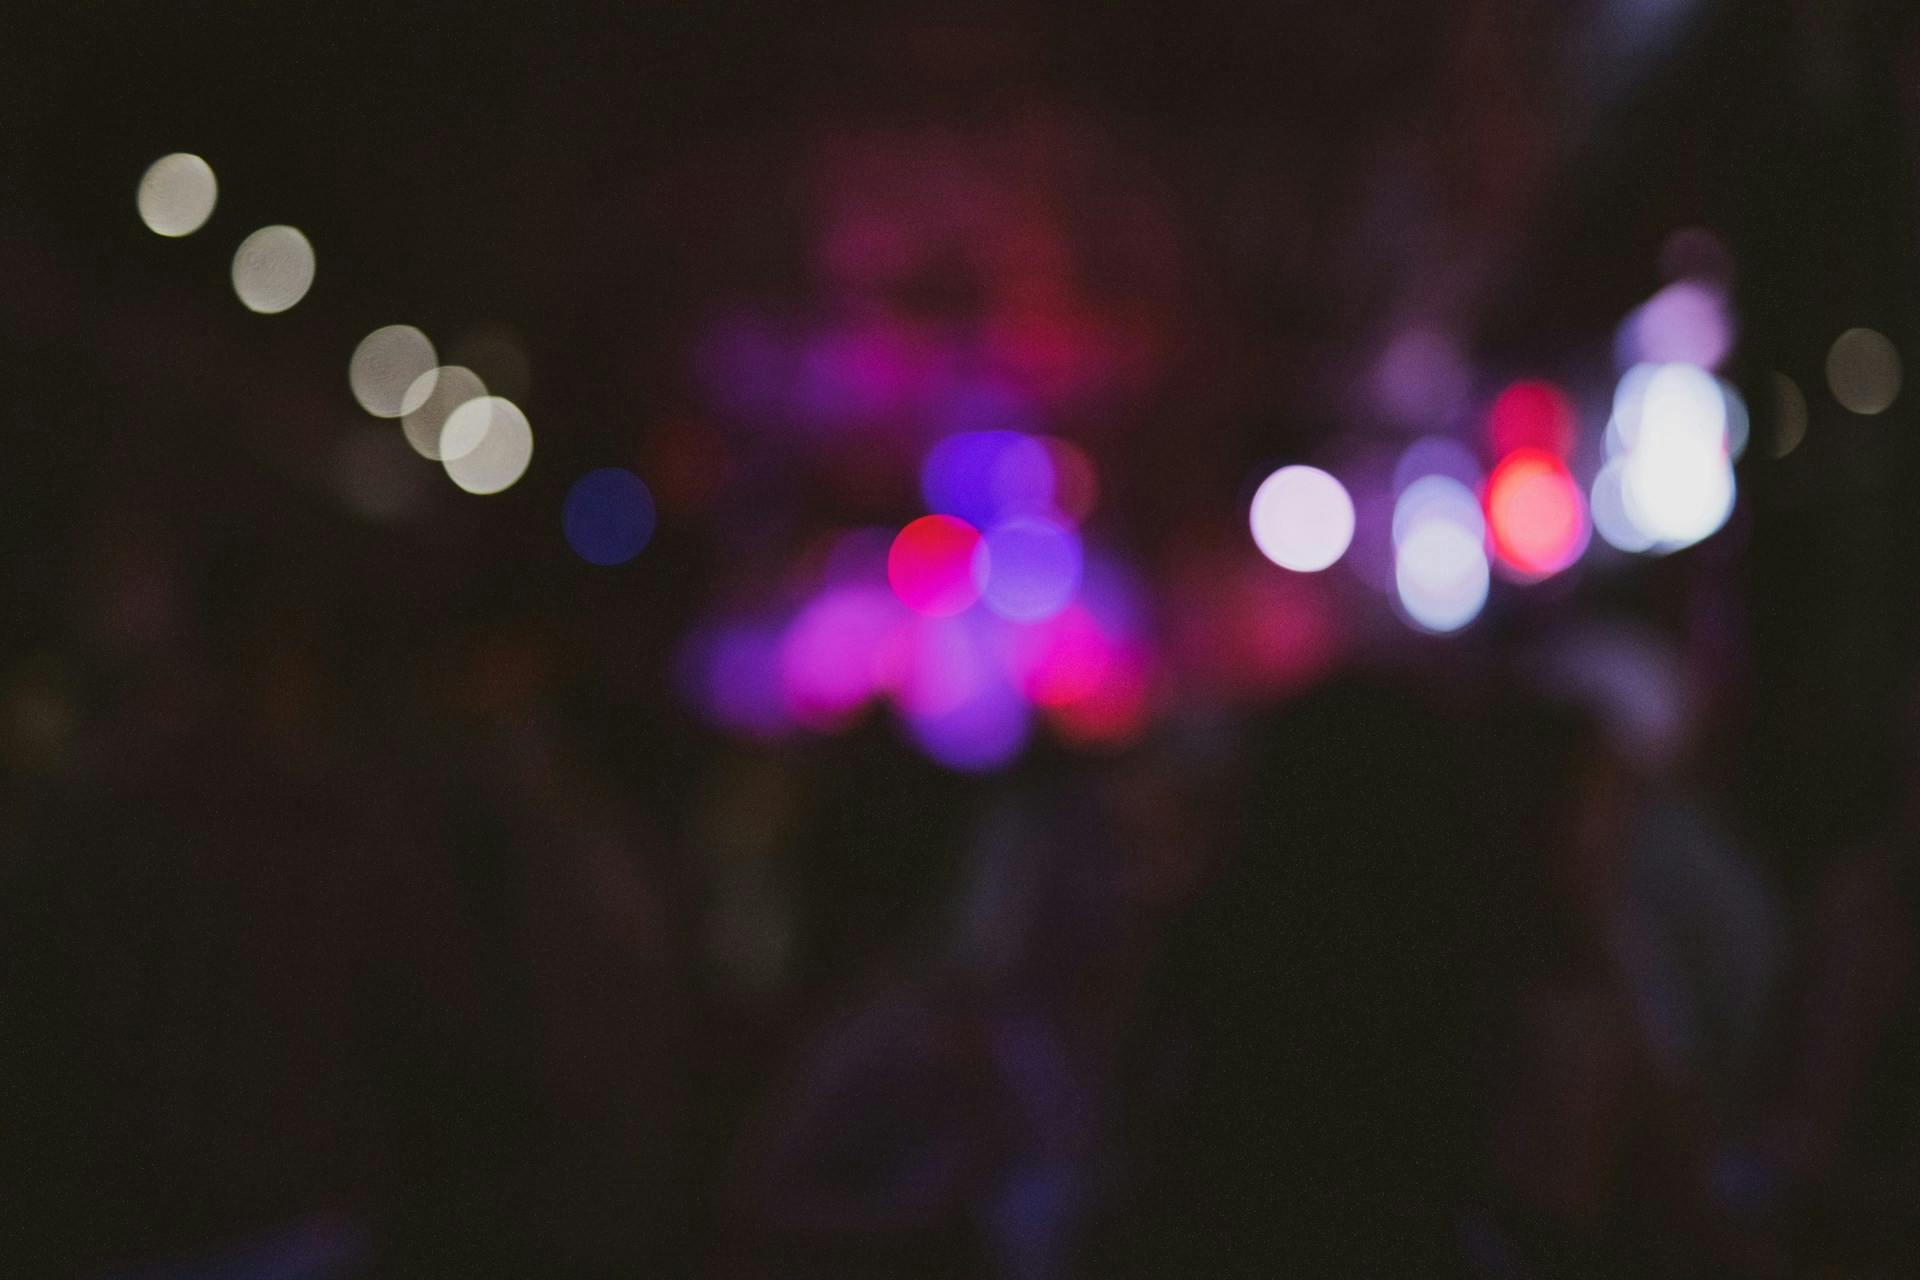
137 154 532 505
1595 363 1739 554
347 325 532 495
137 153 318 313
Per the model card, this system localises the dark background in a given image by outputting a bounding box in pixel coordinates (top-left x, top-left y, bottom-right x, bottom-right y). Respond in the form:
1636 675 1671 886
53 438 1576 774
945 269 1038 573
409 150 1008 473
3 2 1918 1276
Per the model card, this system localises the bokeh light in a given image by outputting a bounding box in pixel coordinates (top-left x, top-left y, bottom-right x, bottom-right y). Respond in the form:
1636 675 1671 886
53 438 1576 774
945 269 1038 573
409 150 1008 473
1599 361 1738 553
680 621 791 741
1484 448 1589 580
974 517 1081 622
1826 327 1901 415
888 515 985 617
1249 465 1354 572
1487 380 1576 457
1616 279 1734 371
348 325 439 419
1769 372 1808 458
1649 365 1732 451
1392 436 1482 498
1590 458 1655 553
230 225 315 314
1621 435 1734 549
441 396 533 495
563 468 656 565
439 390 496 460
1373 327 1470 429
403 365 489 461
1027 555 1155 747
1392 473 1484 549
890 614 992 719
778 586 902 731
136 153 217 237
1609 362 1726 458
1045 647 1152 749
1020 614 1109 712
1075 552 1150 650
922 431 1056 528
1722 379 1752 461
1395 516 1491 633
901 670 1031 772
1605 363 1657 458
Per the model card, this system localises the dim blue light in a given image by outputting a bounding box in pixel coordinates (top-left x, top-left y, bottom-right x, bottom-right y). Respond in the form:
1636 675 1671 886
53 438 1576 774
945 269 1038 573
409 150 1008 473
921 430 1055 529
563 468 656 565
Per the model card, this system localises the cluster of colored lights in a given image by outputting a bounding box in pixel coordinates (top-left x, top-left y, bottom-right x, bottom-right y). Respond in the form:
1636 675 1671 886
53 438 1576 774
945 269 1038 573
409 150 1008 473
1248 347 1746 632
1593 362 1740 554
1594 253 1743 553
672 120 1179 770
1235 235 1772 632
151 134 1813 763
146 123 1890 786
679 425 1143 771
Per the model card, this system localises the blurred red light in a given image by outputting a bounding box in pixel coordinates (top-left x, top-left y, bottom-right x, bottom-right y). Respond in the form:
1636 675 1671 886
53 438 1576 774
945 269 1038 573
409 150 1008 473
1046 650 1151 747
887 515 984 616
1487 380 1576 458
1485 448 1589 579
1011 604 1111 708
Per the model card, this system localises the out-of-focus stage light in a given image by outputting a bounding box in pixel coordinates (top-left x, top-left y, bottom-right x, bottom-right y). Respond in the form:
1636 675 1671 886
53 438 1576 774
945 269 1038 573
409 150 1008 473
889 515 985 617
